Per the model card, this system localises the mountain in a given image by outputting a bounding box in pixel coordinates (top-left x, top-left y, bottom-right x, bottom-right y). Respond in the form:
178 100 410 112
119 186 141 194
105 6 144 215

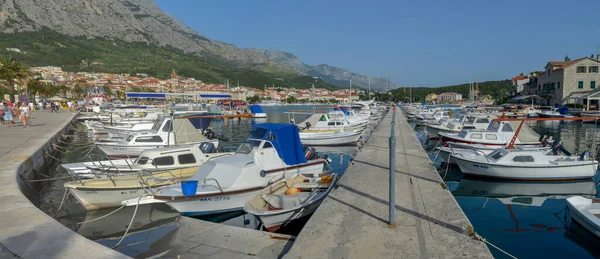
0 0 390 91
247 48 396 91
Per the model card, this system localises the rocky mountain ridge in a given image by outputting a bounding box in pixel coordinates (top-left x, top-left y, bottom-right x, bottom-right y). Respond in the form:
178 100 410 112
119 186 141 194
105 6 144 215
0 0 395 90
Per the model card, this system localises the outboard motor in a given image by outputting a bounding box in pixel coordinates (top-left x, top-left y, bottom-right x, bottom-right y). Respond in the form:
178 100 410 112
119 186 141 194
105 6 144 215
305 122 312 129
303 145 318 160
539 135 549 146
579 150 591 161
551 139 572 156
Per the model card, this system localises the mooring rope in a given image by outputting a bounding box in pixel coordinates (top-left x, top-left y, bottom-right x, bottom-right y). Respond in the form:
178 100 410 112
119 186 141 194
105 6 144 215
467 226 518 259
112 196 142 248
26 176 73 182
77 206 125 225
55 188 69 214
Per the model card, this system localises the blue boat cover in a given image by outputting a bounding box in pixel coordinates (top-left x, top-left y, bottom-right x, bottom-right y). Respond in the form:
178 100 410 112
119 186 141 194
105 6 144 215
333 107 350 115
250 123 307 166
250 105 264 114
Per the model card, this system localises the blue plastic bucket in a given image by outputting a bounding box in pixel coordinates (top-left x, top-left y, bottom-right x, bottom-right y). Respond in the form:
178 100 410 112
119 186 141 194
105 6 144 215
181 180 198 196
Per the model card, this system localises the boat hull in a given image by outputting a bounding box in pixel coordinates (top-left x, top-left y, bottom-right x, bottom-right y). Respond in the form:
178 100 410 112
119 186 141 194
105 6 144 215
567 196 600 239
258 198 324 232
68 186 147 210
453 156 598 180
299 132 361 146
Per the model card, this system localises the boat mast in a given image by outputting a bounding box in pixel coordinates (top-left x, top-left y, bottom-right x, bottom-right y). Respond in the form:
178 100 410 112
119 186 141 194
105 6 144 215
349 79 352 104
368 76 371 100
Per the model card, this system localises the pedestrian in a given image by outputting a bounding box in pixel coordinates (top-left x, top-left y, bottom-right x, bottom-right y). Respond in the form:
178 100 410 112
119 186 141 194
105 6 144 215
67 100 73 112
39 102 44 112
3 102 13 127
28 102 34 113
11 102 18 124
54 101 60 112
19 103 30 127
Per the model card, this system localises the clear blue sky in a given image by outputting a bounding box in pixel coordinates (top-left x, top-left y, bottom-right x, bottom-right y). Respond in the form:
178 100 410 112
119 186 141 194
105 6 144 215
155 0 600 87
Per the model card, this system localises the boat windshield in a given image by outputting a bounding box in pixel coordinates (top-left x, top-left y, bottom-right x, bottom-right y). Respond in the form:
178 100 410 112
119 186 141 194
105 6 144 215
488 150 507 160
236 139 263 154
151 118 165 131
125 134 134 142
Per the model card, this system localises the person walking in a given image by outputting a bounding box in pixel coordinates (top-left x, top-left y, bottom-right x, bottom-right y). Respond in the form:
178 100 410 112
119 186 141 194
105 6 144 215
19 103 30 127
3 102 14 127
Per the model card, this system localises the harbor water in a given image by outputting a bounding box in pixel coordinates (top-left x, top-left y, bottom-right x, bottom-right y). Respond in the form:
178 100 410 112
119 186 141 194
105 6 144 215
413 120 600 259
36 105 365 258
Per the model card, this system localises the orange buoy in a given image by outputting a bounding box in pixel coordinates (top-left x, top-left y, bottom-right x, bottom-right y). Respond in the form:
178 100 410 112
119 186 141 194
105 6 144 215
285 187 299 195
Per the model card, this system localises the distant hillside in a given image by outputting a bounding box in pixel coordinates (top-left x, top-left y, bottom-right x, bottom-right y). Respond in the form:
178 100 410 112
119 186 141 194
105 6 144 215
0 29 341 90
247 48 396 91
390 80 511 103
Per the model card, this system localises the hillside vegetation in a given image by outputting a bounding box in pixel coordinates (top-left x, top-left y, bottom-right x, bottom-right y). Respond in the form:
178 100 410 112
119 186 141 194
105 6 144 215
390 80 511 103
0 29 341 90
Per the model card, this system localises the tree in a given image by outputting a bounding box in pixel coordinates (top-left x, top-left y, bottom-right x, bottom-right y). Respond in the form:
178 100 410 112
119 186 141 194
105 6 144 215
26 78 43 104
0 57 31 102
519 72 524 76
564 55 571 61
284 96 298 104
104 87 114 99
246 95 260 103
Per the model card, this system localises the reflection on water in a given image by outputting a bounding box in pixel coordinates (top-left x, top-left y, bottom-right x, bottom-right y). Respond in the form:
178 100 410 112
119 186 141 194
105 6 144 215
42 105 362 259
412 121 600 259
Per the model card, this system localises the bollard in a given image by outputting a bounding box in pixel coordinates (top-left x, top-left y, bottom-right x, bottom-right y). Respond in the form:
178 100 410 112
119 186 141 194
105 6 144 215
389 105 396 225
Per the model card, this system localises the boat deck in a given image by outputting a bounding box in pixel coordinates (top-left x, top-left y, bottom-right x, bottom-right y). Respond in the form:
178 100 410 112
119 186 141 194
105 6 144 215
284 108 493 258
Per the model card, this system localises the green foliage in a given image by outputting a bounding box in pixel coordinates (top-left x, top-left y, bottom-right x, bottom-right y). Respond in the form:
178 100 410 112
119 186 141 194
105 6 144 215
246 95 260 103
0 56 30 101
0 29 340 91
390 80 511 103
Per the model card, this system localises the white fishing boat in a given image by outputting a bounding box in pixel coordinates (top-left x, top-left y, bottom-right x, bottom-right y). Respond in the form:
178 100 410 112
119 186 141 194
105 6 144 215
452 148 598 180
65 167 199 210
426 115 493 137
415 110 450 126
299 131 362 146
537 108 574 118
436 143 551 164
96 117 217 158
296 113 368 133
121 123 327 216
439 120 542 146
567 196 600 238
244 173 337 232
62 142 231 179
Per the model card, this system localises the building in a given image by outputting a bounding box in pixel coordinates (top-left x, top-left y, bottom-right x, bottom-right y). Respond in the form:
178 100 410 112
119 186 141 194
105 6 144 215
510 75 529 97
535 57 600 105
425 93 437 102
437 92 462 103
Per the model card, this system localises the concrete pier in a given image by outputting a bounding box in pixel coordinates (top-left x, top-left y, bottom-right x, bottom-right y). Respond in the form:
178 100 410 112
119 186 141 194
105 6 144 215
0 112 129 258
285 109 494 258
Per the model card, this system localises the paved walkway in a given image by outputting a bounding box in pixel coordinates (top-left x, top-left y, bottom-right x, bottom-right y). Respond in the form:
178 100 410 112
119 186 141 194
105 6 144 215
284 108 493 258
0 111 130 258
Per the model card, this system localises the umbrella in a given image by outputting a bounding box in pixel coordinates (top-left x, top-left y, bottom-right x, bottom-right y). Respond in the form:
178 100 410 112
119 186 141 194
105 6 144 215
47 96 66 101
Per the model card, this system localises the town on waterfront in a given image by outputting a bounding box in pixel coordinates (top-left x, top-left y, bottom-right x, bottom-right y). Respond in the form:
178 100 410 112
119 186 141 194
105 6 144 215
3 1 600 259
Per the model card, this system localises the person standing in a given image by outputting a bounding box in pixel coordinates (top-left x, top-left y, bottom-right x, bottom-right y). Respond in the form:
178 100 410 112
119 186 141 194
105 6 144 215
3 102 13 127
19 103 30 127
28 102 34 113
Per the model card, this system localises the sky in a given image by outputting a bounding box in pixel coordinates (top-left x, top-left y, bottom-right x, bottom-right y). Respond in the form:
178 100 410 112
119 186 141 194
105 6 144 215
155 0 600 87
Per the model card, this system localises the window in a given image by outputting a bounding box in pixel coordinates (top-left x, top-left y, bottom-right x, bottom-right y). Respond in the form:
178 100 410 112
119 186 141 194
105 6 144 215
502 123 513 132
470 133 482 139
512 156 535 162
578 81 584 89
135 157 149 165
267 132 277 141
590 66 599 73
557 82 560 89
477 118 489 124
551 82 555 90
577 66 587 73
152 156 174 166
262 142 273 148
162 120 172 132
125 134 134 142
328 122 336 126
547 68 551 76
485 134 497 140
592 81 596 89
490 151 507 160
319 115 328 121
135 136 163 142
178 154 196 164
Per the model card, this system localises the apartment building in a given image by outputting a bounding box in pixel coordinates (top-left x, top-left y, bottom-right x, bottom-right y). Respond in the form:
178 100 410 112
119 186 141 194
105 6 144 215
535 57 600 105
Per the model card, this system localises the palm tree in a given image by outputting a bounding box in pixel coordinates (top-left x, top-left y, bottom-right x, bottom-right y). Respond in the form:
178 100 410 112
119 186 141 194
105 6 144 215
27 78 43 104
104 87 113 99
0 57 31 102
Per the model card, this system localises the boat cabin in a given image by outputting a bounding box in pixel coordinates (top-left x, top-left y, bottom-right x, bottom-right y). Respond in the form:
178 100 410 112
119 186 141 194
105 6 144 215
132 142 222 168
442 120 540 145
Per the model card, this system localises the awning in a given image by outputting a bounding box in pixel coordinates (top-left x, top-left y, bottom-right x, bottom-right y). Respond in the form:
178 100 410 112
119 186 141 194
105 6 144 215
199 94 231 99
126 92 166 99
510 95 541 101
563 90 600 100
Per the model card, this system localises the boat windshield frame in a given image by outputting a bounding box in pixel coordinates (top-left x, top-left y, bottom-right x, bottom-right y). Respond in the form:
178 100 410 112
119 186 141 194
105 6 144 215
151 118 165 131
235 138 275 154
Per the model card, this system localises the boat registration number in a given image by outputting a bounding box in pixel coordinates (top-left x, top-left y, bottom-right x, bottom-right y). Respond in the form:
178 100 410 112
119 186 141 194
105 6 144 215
120 190 139 195
472 164 488 169
113 147 127 151
199 197 231 202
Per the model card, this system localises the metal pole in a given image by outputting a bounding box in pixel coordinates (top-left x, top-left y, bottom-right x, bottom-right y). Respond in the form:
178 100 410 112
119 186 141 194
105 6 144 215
389 105 396 225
